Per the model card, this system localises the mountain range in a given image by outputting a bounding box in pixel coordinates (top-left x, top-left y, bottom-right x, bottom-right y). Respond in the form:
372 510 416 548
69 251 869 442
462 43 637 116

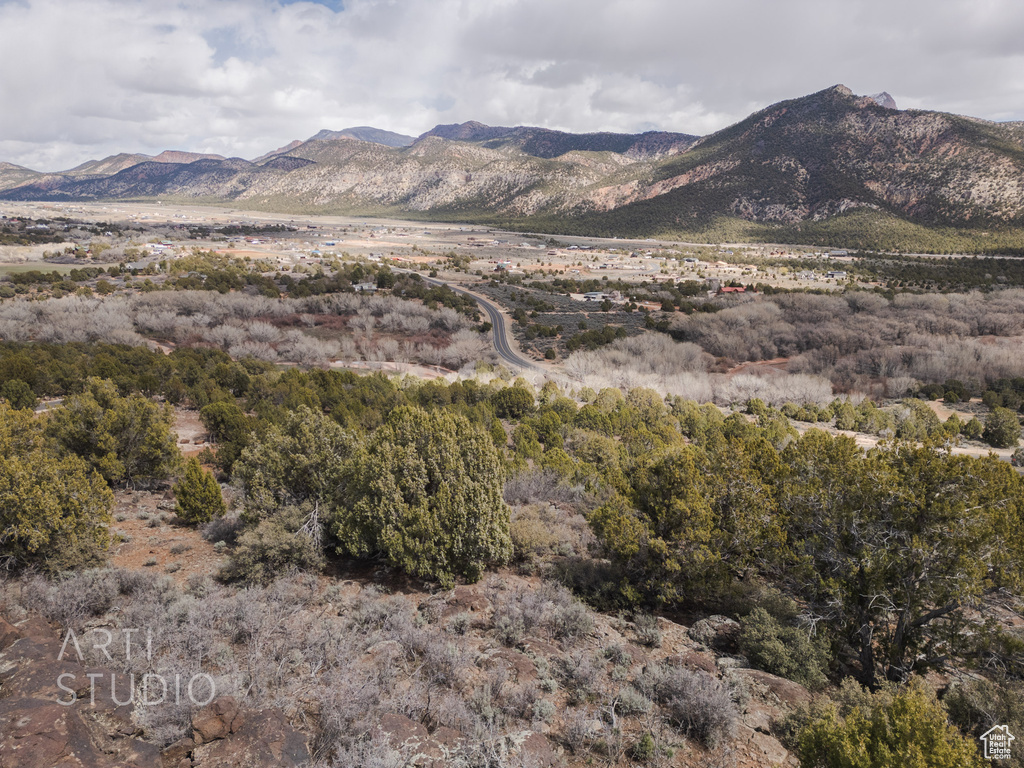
3 86 1024 248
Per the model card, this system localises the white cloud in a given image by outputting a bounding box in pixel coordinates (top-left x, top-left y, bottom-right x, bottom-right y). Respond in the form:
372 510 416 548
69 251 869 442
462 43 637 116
0 0 1022 170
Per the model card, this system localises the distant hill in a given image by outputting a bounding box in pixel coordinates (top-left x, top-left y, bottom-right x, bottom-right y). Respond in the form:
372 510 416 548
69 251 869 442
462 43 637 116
420 121 697 159
309 126 415 148
0 162 41 191
67 153 155 176
3 86 1024 251
254 126 415 163
569 85 1024 236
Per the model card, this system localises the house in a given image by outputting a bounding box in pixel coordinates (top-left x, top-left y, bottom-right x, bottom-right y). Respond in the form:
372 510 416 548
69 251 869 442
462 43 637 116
719 286 746 294
825 270 847 279
582 292 608 302
353 282 377 293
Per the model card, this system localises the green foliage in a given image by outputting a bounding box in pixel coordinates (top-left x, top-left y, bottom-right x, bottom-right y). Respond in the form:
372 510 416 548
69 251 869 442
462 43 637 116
0 402 113 572
797 680 984 768
962 417 984 440
0 378 36 409
491 385 535 419
563 324 627 352
590 430 785 605
173 456 226 525
983 406 1021 448
199 401 254 473
739 607 829 689
591 446 718 604
780 432 1024 687
631 732 655 762
945 679 1024 768
221 506 324 584
234 405 354 522
894 399 942 441
45 378 180 487
512 423 543 460
335 406 512 586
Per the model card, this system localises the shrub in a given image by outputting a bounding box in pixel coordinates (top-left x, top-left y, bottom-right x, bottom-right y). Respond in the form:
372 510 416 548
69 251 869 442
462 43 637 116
634 613 662 647
446 612 472 636
45 377 179 487
0 379 36 410
797 680 983 768
616 687 652 716
556 651 600 704
0 403 113 573
631 732 655 762
638 664 736 747
551 600 594 643
509 508 558 560
604 644 631 666
532 698 557 723
234 405 353 521
201 511 244 545
962 417 984 440
491 385 535 419
173 456 226 525
945 678 1024 767
738 607 829 689
336 406 512 587
561 707 593 754
222 507 325 584
984 406 1021 448
21 569 121 630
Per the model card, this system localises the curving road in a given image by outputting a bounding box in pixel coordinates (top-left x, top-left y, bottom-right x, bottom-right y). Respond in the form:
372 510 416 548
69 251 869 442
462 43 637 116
420 275 540 371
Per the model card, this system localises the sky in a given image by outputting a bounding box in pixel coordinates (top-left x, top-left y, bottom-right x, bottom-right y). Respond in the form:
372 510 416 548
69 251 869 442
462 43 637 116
2 0 1023 171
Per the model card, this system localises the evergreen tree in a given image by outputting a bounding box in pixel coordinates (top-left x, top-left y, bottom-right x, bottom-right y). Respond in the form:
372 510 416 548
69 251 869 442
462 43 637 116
983 406 1021 449
798 680 984 768
335 406 512 586
173 456 226 525
45 377 180 487
0 402 113 572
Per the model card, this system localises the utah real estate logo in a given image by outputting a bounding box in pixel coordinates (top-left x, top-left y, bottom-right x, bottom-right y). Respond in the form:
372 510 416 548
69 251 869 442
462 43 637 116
981 725 1015 761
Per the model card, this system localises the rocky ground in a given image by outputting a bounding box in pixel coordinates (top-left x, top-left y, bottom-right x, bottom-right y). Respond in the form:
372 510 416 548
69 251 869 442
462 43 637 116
0 558 809 768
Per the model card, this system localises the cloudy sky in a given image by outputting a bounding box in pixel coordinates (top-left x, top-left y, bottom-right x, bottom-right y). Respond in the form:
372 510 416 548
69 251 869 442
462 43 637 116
2 0 1023 171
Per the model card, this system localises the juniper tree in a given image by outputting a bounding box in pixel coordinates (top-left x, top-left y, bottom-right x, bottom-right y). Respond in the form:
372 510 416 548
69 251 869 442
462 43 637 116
173 456 226 525
335 406 512 586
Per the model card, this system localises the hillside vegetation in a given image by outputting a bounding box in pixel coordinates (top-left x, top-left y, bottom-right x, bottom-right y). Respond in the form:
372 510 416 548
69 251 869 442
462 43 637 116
4 86 1024 252
1 346 1022 766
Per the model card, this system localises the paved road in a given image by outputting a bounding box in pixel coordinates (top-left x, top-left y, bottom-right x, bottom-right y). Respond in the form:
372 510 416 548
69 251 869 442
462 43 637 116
420 275 539 371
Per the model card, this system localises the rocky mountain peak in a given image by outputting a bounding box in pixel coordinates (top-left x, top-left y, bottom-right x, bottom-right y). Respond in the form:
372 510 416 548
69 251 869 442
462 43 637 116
869 91 898 109
419 121 516 142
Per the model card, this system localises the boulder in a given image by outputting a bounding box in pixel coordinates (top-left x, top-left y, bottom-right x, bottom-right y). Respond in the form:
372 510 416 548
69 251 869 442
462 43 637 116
0 613 306 768
0 697 159 768
0 617 21 651
732 723 797 768
509 730 559 767
664 649 717 675
191 696 244 743
376 713 429 748
477 648 538 682
189 708 307 768
688 615 740 652
731 668 812 709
